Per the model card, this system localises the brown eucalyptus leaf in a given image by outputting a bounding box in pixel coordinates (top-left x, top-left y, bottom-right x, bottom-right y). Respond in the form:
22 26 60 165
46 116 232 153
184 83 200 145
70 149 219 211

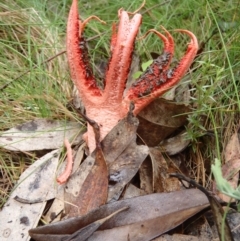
137 98 190 146
64 148 108 217
29 189 209 241
0 149 61 241
149 148 180 193
0 119 83 151
153 234 199 241
108 142 148 202
102 113 139 163
64 155 95 198
64 207 128 241
159 131 190 155
139 157 153 194
122 184 145 199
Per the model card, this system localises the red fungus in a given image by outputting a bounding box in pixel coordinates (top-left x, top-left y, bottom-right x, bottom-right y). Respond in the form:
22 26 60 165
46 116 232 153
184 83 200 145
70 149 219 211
67 0 198 153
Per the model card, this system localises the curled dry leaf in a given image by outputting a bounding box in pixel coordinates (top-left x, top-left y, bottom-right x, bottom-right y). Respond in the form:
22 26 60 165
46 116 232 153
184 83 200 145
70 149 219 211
29 189 209 241
138 98 190 146
0 119 84 151
62 207 128 241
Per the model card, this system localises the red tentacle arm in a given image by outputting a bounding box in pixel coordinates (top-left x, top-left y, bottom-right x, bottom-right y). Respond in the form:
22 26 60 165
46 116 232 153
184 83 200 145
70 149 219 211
67 0 102 103
67 0 198 153
123 28 198 114
103 9 142 104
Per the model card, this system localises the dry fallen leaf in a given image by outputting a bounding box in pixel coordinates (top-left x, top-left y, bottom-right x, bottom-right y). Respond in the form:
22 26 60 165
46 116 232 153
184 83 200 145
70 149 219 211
0 149 61 241
122 184 145 199
153 234 199 241
29 189 209 241
64 147 108 217
107 141 148 202
159 131 190 155
62 207 128 241
0 119 83 151
137 98 190 146
149 147 180 193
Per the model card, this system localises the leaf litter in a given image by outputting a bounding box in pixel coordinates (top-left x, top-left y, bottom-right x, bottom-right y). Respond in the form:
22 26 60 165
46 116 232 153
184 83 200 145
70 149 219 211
0 104 221 241
2 95 239 240
29 189 209 241
0 119 84 151
137 98 190 146
0 149 62 241
0 97 211 241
